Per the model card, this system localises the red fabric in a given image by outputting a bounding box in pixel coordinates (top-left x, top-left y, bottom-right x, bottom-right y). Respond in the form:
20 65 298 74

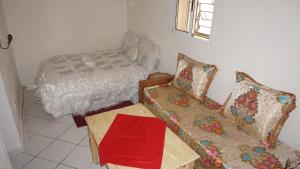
98 114 167 169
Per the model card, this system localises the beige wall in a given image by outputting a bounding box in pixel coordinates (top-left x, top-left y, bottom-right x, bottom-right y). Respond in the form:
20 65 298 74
2 0 128 85
127 0 300 150
0 0 23 153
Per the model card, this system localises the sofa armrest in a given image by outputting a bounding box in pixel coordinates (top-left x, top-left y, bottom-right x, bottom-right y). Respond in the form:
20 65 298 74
139 74 174 103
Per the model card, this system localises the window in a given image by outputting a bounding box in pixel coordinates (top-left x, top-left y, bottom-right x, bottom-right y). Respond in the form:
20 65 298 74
193 0 215 39
175 0 192 32
175 0 215 39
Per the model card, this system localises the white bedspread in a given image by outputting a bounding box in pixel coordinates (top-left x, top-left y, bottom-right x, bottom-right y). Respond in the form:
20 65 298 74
36 50 149 118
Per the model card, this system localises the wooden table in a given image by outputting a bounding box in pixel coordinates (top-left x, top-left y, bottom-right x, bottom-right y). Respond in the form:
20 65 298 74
85 104 199 169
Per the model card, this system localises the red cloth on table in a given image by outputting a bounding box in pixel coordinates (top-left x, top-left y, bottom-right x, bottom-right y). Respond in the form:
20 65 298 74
98 114 167 169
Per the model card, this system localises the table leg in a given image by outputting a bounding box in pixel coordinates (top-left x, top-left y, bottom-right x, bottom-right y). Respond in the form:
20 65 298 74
88 128 98 164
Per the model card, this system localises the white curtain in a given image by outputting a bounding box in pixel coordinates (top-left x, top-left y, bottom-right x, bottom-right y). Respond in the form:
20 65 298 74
0 131 13 169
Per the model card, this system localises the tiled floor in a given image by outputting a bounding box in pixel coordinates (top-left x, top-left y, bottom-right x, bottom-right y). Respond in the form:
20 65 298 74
10 89 107 169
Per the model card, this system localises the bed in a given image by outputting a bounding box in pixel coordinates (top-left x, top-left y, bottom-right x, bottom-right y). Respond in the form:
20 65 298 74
36 32 159 118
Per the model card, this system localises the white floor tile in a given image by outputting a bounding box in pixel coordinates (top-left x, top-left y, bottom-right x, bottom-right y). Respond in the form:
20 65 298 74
37 112 56 121
24 103 44 116
37 121 70 138
24 134 54 156
24 132 33 141
56 164 77 169
55 115 75 125
89 163 107 169
38 140 76 163
10 152 34 169
63 146 92 169
23 157 58 169
16 89 101 169
24 117 51 133
23 114 34 124
79 136 90 147
58 126 87 144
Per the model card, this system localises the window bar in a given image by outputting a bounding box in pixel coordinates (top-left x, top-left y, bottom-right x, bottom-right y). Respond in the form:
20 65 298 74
193 0 215 39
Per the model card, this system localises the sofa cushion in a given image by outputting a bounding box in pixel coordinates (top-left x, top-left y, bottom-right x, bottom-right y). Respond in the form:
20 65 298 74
173 53 217 103
223 72 296 148
144 84 299 169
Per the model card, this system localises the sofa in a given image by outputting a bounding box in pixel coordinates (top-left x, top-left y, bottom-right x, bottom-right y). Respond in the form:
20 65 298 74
140 54 300 169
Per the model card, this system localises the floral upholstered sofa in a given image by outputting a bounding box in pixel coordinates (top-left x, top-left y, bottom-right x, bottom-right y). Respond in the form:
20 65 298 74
140 53 300 169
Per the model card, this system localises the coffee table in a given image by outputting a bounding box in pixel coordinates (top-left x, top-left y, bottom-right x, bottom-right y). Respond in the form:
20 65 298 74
85 104 199 169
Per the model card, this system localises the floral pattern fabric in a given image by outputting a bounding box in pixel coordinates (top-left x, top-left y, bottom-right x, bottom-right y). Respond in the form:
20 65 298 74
223 72 296 148
198 140 224 169
194 114 225 135
231 88 259 125
240 145 283 169
176 65 193 91
173 53 217 102
144 84 299 169
167 93 189 107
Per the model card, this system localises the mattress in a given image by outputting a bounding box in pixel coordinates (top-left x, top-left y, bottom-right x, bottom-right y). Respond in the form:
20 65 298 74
36 49 149 118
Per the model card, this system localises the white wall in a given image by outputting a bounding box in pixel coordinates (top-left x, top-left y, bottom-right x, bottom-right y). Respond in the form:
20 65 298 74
127 0 300 150
0 0 23 153
2 0 128 85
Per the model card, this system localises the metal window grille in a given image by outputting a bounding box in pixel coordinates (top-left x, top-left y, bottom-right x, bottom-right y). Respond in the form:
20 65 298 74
192 0 215 39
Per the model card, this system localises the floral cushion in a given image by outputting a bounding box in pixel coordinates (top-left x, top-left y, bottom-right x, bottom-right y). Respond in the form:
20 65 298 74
223 72 296 148
144 84 299 169
173 53 217 102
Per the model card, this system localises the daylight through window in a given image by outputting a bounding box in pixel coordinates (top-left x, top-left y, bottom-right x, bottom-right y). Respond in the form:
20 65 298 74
175 0 215 39
193 0 215 39
175 0 192 32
